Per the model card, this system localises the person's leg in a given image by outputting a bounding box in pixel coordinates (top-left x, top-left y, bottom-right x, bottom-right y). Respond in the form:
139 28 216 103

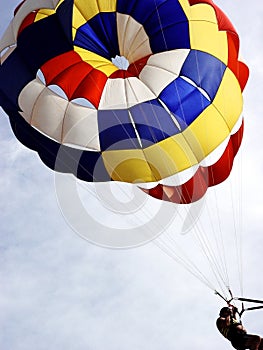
257 337 263 350
243 334 261 350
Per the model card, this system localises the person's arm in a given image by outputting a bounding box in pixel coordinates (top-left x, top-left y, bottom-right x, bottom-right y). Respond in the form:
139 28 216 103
230 309 247 333
225 315 231 326
231 306 239 319
217 316 231 328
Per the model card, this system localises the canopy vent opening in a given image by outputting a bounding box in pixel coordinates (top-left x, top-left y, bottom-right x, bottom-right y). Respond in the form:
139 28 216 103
111 55 129 70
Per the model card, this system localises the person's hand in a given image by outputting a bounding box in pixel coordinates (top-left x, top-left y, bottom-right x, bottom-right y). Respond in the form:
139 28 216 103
232 306 238 314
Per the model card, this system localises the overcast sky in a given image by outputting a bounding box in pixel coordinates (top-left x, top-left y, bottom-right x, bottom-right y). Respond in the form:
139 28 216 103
1 1 263 350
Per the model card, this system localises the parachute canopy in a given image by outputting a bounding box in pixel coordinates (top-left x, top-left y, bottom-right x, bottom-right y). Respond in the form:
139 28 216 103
0 0 249 203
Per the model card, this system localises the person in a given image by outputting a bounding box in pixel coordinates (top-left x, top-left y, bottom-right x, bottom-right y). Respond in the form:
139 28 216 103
216 306 263 350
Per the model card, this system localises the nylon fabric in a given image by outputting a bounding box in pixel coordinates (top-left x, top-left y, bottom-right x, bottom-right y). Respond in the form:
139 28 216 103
0 0 249 203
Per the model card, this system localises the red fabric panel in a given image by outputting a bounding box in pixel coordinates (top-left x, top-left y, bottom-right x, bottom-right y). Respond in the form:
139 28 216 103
128 56 151 77
188 0 236 34
71 69 108 108
49 61 94 100
41 51 108 108
166 168 208 203
229 119 244 157
207 121 243 185
227 33 249 92
41 51 82 85
188 1 249 91
109 70 134 79
14 0 27 15
142 184 170 202
142 167 208 204
207 141 234 186
17 12 37 36
142 121 244 204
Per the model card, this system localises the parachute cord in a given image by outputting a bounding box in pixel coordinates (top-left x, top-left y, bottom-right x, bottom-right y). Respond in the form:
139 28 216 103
173 199 232 294
212 192 230 288
229 144 244 297
150 197 232 297
76 175 230 297
238 146 244 297
16 95 238 300
153 0 169 52
155 237 219 292
191 224 231 295
201 187 231 289
157 226 229 296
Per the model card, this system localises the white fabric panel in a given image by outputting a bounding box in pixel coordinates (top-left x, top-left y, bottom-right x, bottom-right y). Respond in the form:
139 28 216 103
160 165 199 186
0 25 16 61
99 79 127 109
199 116 243 167
30 86 68 142
200 136 229 167
139 49 190 95
138 164 199 188
117 13 152 63
146 49 190 74
0 0 60 55
139 66 178 97
18 78 46 123
124 77 156 107
231 115 243 134
181 76 211 101
63 102 100 151
71 98 96 108
98 77 156 110
1 46 15 64
127 35 152 65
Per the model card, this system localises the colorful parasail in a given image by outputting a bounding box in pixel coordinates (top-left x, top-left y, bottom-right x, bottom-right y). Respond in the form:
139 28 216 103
0 0 249 204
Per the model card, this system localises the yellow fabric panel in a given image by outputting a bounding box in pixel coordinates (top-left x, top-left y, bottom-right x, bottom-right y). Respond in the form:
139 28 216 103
143 135 198 179
34 0 64 22
72 27 77 40
183 104 230 162
213 67 243 131
102 149 157 183
189 20 228 64
72 5 87 30
35 9 55 22
177 0 192 16
73 0 117 27
175 2 228 63
187 3 217 24
55 0 65 9
179 1 216 23
102 135 199 183
74 47 118 76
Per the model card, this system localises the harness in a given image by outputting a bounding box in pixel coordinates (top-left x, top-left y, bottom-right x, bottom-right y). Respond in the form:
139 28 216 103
217 318 243 340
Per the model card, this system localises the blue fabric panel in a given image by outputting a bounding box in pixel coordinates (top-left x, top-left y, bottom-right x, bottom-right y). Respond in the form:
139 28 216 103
117 0 186 24
16 10 73 72
98 109 141 151
0 0 74 111
149 21 190 53
74 13 119 60
159 77 210 130
0 4 74 110
117 0 190 52
0 51 34 110
129 100 180 147
180 50 226 101
56 0 74 44
77 150 110 182
6 108 109 182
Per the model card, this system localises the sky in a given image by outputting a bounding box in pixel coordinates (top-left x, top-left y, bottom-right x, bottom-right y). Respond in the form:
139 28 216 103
0 1 263 350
